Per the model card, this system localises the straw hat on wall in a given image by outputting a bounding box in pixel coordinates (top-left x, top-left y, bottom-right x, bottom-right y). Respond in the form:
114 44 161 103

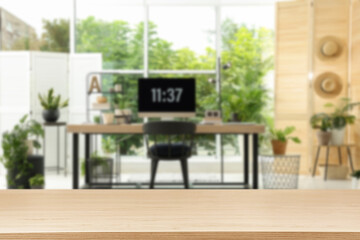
314 72 343 99
317 36 344 60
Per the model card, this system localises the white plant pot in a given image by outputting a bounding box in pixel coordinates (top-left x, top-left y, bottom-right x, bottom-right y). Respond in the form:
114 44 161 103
352 177 360 189
330 128 345 145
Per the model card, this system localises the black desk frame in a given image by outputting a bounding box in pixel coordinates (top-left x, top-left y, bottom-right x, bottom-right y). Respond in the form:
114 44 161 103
72 133 259 189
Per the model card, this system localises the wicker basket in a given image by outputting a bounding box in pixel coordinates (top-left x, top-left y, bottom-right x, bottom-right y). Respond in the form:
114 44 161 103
260 155 300 189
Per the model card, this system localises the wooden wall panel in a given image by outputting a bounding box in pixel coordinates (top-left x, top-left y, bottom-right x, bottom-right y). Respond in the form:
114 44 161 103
351 0 360 169
312 0 350 167
275 0 310 174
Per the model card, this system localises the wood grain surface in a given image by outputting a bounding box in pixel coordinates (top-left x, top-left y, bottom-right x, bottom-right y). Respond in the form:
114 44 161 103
275 0 312 174
66 123 265 134
0 190 359 239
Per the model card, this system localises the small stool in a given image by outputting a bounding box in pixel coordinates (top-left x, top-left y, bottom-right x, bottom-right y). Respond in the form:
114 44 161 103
312 144 355 181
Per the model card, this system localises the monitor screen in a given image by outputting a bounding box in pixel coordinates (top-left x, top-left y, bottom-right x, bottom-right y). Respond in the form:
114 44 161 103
138 78 196 117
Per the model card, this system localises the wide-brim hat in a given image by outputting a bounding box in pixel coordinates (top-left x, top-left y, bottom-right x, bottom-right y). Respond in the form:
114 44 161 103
317 36 344 60
314 72 342 99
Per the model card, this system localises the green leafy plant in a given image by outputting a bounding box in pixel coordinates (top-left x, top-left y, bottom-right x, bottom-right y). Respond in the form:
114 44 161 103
38 88 69 110
310 113 332 132
80 151 110 176
102 136 116 154
352 170 360 179
93 115 101 124
0 115 44 188
113 94 128 110
29 174 44 187
269 126 301 144
324 98 360 129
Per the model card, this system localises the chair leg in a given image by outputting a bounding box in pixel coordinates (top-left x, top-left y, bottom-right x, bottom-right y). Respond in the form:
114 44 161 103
180 159 189 189
150 159 159 189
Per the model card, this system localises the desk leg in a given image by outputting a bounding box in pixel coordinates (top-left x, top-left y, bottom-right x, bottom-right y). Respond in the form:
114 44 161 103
85 134 90 185
64 126 67 177
244 134 249 187
72 133 79 189
252 134 258 189
57 126 60 175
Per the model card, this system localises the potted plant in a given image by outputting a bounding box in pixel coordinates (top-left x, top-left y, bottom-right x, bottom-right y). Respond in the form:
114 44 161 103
81 151 113 187
38 88 69 122
102 136 116 157
0 115 44 189
310 113 332 145
93 115 101 124
102 111 114 125
114 95 132 124
324 98 360 145
269 126 301 155
351 170 360 189
29 174 45 189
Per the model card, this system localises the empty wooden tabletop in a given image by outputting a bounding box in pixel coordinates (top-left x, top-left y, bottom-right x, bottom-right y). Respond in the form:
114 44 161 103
66 123 265 134
0 190 359 239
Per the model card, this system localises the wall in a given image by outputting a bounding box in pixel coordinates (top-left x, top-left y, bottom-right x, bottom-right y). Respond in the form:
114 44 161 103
351 0 360 168
276 0 360 174
275 0 311 174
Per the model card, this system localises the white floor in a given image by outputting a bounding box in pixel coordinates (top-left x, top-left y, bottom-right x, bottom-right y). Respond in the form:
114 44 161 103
0 171 353 189
0 156 354 189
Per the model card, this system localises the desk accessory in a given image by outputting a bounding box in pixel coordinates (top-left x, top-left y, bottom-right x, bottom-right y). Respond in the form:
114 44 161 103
203 110 222 124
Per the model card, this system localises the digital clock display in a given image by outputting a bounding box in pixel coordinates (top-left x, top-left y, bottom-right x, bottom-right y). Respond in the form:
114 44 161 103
138 78 195 113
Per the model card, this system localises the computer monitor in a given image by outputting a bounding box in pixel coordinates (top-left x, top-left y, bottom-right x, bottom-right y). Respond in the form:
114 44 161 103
138 78 196 118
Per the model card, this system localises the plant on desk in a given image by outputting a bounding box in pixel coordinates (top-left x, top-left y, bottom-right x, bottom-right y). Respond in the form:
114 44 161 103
38 88 69 123
268 126 301 155
324 98 360 145
0 115 44 189
29 174 45 189
310 113 332 145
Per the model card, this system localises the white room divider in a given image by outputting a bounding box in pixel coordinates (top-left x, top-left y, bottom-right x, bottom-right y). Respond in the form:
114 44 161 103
0 51 102 172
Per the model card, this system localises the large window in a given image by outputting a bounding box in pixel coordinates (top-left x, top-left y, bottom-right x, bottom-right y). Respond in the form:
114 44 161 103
149 6 216 70
76 0 144 69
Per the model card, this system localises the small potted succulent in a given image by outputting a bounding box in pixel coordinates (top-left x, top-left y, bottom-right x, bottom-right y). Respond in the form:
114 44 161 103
310 113 332 145
269 126 301 155
38 88 69 122
93 115 101 124
29 174 45 189
351 170 360 189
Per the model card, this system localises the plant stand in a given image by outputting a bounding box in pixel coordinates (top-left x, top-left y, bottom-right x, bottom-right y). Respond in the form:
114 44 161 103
312 144 355 181
43 122 67 176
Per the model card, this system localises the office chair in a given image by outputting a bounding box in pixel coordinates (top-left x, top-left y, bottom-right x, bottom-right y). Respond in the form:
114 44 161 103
143 121 196 189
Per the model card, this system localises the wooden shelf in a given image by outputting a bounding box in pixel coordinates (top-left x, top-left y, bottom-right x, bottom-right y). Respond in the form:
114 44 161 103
88 91 123 94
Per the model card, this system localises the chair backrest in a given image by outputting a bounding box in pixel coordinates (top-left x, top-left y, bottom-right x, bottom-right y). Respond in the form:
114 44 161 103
143 121 196 135
143 121 196 159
